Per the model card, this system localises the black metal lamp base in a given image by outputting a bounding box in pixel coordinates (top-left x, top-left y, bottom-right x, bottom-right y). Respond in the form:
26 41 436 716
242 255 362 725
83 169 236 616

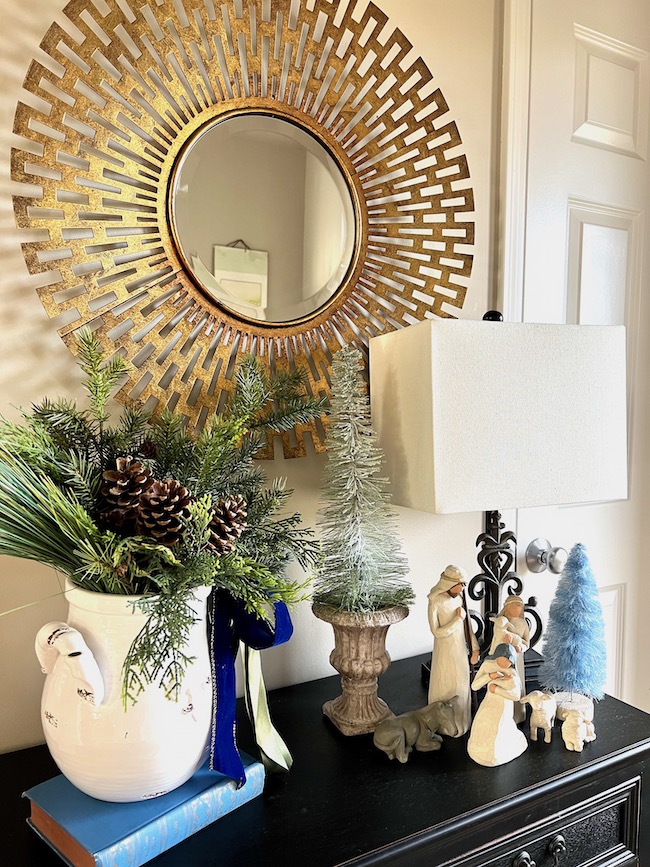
468 509 543 653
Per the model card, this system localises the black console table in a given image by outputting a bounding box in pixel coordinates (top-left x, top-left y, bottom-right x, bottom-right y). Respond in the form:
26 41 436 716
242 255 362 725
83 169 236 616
3 654 650 866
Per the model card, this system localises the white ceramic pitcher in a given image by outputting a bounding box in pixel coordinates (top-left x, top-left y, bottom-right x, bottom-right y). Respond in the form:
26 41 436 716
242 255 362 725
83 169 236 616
35 580 212 802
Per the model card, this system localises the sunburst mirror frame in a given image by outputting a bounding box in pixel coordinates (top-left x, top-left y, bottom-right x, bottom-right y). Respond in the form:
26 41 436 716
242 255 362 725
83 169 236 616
12 0 474 457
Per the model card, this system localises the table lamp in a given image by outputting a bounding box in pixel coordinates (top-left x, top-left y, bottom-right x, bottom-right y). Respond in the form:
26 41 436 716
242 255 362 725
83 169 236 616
369 317 628 652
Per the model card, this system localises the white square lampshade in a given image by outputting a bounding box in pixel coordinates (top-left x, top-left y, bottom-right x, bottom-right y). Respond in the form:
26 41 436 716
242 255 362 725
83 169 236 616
369 320 628 514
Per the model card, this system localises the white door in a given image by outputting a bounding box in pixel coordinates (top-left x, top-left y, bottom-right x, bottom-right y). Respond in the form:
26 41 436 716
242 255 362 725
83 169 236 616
501 0 650 704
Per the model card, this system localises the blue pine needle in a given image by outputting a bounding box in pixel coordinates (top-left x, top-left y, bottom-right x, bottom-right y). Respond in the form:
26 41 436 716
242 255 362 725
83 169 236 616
538 542 607 699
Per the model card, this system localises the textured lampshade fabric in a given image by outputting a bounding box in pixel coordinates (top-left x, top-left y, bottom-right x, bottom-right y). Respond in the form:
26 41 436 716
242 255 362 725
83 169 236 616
369 320 628 514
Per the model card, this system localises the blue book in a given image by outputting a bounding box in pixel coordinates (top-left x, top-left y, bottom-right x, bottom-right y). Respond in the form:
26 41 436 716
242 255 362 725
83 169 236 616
23 756 264 867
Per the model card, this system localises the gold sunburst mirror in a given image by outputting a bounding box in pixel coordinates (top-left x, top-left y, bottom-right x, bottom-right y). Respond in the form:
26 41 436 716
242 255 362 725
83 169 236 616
12 0 474 456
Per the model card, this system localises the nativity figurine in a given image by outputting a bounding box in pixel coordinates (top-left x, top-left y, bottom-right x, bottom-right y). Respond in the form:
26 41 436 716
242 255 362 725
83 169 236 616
373 698 458 763
467 643 528 767
427 565 479 737
489 595 530 723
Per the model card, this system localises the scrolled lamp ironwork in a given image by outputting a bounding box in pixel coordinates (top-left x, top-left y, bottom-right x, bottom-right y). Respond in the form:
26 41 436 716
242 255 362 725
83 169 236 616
468 510 542 653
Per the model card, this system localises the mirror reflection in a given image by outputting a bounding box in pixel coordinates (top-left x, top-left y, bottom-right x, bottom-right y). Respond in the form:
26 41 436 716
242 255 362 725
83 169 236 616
172 114 355 323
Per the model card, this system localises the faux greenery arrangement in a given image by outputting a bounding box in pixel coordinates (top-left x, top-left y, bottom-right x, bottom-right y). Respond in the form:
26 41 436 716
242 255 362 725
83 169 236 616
0 329 324 703
311 346 414 614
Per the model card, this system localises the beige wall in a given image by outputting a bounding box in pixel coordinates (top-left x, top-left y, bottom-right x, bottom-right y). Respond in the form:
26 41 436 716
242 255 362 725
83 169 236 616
1 0 84 753
0 0 497 752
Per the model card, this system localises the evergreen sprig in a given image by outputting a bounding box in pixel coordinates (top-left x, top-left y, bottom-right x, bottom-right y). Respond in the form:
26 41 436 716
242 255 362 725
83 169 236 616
76 329 129 426
30 398 96 456
74 534 181 596
121 593 199 705
213 552 309 620
229 356 327 433
0 456 94 577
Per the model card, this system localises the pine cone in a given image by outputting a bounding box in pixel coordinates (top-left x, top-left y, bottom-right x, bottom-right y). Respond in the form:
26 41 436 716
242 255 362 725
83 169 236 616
208 495 248 555
140 438 158 459
101 456 154 532
137 479 193 547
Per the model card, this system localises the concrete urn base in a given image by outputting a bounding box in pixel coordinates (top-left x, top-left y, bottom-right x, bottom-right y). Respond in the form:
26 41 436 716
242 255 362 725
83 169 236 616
312 603 409 736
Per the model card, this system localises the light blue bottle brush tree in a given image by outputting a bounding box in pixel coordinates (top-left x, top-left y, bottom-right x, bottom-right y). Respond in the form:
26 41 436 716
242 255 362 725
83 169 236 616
538 543 607 699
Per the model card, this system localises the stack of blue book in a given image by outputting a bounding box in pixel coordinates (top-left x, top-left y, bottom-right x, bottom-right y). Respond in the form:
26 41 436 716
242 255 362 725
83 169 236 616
23 756 264 867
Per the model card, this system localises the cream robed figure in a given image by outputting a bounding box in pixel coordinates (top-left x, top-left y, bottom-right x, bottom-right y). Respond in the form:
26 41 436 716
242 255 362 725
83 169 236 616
427 565 479 737
489 595 530 724
467 643 528 767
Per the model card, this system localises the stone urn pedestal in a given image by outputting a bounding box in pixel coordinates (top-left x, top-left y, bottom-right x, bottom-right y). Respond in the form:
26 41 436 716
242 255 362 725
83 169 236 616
312 603 409 735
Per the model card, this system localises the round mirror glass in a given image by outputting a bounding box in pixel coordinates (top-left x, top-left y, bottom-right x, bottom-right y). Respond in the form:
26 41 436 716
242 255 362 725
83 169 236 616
171 114 356 324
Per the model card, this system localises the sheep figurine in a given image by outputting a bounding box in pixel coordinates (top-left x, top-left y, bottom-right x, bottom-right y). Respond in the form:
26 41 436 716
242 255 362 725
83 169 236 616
520 690 557 743
561 709 596 752
490 614 526 653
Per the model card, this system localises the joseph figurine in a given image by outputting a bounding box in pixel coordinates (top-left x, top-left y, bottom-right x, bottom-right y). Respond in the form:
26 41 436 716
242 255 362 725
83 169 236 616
428 565 480 737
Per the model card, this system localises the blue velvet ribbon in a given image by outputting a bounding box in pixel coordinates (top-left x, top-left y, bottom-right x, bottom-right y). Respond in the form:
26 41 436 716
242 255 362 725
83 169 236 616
208 590 293 786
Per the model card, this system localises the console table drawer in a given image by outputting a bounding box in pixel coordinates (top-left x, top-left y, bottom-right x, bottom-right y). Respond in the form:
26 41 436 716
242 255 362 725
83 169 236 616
454 777 640 867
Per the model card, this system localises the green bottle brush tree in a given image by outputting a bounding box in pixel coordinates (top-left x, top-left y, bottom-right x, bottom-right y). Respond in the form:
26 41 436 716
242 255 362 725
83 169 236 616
311 345 414 613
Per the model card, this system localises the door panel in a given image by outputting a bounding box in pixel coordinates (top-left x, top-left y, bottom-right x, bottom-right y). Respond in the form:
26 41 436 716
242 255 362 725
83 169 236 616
505 0 650 708
572 24 649 159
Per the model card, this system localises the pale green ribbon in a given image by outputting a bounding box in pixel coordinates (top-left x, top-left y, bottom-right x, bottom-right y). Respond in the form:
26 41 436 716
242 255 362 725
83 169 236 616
243 645 293 774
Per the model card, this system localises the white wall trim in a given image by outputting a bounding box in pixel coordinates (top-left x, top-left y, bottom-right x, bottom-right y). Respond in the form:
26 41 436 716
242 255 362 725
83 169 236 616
497 0 532 323
599 583 626 698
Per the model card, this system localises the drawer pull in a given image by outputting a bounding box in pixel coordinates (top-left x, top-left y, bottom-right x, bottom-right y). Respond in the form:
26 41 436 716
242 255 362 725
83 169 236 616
512 854 536 867
548 834 567 865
